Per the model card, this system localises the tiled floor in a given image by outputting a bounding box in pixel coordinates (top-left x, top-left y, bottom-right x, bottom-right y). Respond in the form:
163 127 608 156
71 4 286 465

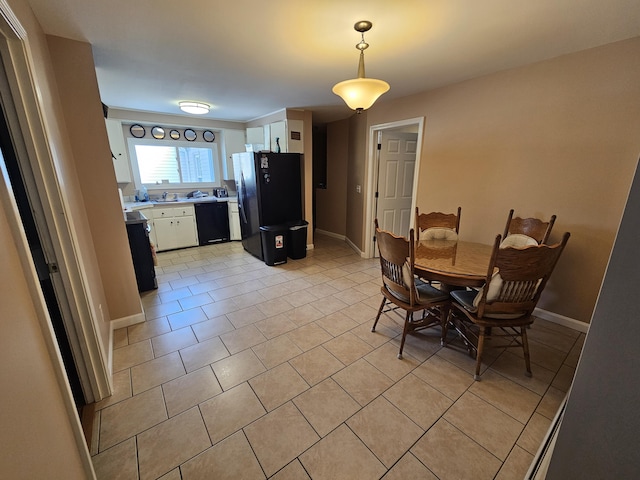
91 234 584 479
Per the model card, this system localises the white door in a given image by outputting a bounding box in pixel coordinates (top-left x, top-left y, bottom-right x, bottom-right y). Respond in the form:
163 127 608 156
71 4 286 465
376 130 417 237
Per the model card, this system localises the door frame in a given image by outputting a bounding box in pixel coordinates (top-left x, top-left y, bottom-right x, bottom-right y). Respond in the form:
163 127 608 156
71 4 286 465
0 1 110 464
364 117 424 258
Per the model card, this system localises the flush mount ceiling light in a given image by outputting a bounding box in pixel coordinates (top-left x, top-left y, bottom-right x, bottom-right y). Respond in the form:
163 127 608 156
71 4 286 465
179 101 210 115
332 20 390 113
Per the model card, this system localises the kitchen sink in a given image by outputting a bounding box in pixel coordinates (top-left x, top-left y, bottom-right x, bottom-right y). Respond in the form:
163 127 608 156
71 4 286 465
154 198 179 203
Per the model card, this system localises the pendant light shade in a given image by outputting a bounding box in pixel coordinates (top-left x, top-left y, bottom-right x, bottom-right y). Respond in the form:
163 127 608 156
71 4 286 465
332 21 390 113
332 78 390 112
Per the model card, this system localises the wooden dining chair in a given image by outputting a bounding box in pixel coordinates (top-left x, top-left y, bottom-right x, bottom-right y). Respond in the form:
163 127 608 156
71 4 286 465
372 219 451 359
415 207 461 240
502 209 556 244
444 231 570 380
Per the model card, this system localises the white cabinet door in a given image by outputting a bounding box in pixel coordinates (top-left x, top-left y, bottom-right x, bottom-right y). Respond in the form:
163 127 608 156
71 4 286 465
228 201 241 241
152 207 198 251
270 121 286 152
153 217 176 251
105 118 132 183
223 129 246 180
246 127 264 150
174 215 198 249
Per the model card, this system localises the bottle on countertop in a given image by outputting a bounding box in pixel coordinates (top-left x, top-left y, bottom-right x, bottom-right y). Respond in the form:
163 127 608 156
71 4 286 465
135 186 149 202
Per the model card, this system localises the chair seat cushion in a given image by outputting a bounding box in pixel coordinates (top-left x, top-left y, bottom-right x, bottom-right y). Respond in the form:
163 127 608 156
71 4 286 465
415 279 450 304
420 227 458 241
451 289 477 312
452 288 527 320
500 234 537 248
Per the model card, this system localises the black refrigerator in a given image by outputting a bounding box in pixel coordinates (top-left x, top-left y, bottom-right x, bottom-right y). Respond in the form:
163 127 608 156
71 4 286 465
232 152 303 260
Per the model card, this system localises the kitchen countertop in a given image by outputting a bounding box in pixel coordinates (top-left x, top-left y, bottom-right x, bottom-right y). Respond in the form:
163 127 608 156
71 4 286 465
123 210 149 225
124 195 236 212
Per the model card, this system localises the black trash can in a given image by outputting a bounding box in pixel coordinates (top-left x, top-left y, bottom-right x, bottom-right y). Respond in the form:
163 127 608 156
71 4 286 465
287 220 309 260
260 225 288 266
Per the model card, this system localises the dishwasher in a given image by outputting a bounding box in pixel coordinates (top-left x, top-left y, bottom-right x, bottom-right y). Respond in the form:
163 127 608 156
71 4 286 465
195 202 230 245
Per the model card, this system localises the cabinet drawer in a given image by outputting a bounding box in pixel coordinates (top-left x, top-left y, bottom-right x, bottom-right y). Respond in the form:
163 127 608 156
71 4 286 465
152 205 195 218
152 207 176 218
174 205 195 217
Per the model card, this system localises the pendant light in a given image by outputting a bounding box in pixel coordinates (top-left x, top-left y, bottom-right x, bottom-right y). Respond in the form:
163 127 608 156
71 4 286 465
332 21 390 113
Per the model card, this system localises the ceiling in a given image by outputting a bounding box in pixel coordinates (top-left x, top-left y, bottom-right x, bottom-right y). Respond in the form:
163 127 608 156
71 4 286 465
26 0 640 125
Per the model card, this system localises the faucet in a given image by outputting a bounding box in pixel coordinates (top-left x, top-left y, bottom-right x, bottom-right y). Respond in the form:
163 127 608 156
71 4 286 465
162 191 168 200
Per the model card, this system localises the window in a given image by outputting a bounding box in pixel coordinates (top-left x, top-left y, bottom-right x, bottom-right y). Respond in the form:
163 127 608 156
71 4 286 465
128 137 221 189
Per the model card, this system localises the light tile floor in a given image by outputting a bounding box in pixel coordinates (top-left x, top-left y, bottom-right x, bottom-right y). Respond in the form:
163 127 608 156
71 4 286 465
91 234 585 479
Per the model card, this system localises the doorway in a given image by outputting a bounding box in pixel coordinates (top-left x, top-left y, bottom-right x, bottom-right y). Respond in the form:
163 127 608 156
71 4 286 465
0 10 112 409
0 104 85 408
365 117 424 257
0 54 87 408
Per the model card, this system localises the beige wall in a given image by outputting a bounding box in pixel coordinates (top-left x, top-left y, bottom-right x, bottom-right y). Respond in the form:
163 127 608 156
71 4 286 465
316 118 349 235
356 37 640 323
47 35 141 322
290 109 314 246
0 0 95 476
0 200 89 478
346 112 368 249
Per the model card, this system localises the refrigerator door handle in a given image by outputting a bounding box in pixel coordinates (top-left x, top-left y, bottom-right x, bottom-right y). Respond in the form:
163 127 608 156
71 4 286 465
238 200 248 225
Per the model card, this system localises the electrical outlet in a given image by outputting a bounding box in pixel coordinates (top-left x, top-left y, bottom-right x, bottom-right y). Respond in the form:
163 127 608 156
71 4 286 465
356 185 361 193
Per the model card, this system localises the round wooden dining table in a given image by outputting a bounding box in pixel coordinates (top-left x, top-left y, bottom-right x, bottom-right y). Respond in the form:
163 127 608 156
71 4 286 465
414 239 494 288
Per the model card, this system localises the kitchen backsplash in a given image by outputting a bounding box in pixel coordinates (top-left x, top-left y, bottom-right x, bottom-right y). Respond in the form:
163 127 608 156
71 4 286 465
123 186 237 203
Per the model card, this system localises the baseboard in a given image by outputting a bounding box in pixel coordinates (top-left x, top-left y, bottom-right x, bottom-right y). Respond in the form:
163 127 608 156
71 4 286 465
108 307 145 385
110 310 146 330
79 402 96 450
526 394 567 479
534 307 589 333
346 237 365 257
315 229 345 241
314 229 364 257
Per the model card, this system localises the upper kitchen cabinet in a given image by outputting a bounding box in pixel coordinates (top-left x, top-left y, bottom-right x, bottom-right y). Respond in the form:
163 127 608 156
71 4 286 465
105 118 132 183
247 120 304 154
222 129 246 180
246 126 268 151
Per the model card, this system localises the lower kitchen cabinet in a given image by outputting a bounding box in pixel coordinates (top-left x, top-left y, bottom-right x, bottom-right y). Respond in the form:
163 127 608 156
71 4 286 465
228 200 241 241
151 205 198 251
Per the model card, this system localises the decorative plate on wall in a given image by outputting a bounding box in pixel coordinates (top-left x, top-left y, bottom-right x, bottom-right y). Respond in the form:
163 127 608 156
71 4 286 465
184 129 197 141
203 130 215 142
130 124 145 138
169 129 180 140
151 126 165 139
